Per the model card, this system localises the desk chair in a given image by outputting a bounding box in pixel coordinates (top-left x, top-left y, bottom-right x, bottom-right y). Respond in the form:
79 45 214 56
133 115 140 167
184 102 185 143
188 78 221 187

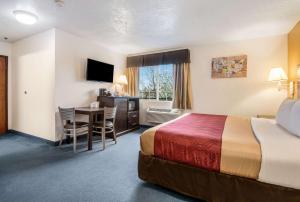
93 107 117 150
58 107 88 152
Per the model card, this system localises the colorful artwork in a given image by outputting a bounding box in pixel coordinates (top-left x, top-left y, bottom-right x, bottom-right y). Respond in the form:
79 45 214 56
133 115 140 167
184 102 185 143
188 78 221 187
211 55 247 78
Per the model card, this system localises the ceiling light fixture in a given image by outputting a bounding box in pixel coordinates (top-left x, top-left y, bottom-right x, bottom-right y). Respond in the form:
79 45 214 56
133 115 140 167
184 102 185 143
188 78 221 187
13 10 38 25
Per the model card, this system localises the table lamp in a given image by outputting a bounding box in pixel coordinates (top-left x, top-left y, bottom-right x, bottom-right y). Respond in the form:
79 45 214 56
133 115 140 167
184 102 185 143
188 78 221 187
297 65 300 81
117 75 128 96
268 67 288 91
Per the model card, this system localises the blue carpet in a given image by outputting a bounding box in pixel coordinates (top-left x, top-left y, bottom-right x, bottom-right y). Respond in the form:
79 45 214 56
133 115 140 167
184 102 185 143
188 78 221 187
0 129 198 202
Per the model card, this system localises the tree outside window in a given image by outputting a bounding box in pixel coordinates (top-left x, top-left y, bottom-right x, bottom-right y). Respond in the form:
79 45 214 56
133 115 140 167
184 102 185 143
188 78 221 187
139 65 173 101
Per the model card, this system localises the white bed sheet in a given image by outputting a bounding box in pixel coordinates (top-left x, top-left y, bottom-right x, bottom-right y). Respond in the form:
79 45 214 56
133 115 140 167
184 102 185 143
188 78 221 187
251 118 300 190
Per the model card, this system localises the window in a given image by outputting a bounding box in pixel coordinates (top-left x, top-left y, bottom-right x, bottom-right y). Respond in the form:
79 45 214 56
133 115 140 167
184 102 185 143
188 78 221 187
139 64 174 101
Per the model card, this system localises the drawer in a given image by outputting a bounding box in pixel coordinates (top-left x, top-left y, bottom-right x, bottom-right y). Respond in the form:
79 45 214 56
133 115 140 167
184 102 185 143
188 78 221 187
128 111 138 119
128 111 139 128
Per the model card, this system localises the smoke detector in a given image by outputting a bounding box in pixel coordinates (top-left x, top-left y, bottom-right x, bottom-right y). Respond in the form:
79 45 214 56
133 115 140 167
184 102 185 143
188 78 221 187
55 0 64 7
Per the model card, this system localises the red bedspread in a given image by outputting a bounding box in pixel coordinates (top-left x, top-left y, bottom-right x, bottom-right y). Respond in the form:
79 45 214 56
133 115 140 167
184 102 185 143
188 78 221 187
154 113 227 171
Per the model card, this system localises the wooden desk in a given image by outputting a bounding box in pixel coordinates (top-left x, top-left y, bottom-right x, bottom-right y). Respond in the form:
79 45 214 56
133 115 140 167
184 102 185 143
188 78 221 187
75 107 104 150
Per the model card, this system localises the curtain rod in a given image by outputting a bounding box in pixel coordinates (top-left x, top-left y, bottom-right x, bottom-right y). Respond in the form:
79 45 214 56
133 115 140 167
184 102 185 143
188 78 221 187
127 47 188 57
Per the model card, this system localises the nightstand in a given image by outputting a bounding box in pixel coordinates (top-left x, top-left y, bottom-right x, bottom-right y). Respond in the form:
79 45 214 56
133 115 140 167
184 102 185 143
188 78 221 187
256 115 276 119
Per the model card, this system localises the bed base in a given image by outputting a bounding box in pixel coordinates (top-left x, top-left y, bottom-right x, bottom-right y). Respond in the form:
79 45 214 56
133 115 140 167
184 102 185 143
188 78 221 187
138 152 300 202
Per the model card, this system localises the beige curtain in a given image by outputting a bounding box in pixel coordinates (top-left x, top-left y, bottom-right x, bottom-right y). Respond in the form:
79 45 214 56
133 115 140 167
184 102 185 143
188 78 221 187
173 63 192 109
125 67 139 96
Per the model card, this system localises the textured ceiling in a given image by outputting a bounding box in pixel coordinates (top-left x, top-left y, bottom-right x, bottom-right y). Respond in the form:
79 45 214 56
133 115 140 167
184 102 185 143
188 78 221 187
0 0 300 54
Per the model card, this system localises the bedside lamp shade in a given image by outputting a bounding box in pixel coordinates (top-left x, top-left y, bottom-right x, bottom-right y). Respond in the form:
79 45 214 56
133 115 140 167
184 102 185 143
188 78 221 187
268 67 288 81
118 75 128 85
297 65 300 80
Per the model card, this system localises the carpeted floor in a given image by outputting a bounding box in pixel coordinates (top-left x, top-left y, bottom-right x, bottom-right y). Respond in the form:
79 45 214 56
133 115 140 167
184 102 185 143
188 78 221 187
0 129 198 202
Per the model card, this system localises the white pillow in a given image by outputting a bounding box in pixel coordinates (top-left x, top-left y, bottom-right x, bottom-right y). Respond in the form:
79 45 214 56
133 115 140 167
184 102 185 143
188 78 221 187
289 100 300 137
276 99 296 131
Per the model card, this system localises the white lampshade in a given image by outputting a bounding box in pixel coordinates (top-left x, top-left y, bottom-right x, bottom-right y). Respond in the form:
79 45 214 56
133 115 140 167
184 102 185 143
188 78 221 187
297 65 300 80
268 67 288 81
118 75 128 85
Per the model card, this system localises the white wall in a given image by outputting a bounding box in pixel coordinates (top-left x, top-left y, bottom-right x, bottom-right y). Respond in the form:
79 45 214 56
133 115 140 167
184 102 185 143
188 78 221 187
139 35 288 125
10 28 126 141
0 42 12 129
11 29 56 141
8 28 288 138
54 29 126 140
54 29 125 108
190 35 287 117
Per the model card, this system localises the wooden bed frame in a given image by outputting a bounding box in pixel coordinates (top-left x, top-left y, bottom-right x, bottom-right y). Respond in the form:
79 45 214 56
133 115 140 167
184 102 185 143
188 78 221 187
138 152 300 202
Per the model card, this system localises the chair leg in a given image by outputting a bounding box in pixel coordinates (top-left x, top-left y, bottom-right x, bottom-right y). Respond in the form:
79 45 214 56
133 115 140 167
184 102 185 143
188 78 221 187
73 132 77 153
113 130 117 144
59 132 64 146
102 128 105 151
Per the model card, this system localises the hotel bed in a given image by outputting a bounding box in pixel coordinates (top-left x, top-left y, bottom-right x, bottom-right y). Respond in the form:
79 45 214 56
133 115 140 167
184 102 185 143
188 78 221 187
138 111 300 202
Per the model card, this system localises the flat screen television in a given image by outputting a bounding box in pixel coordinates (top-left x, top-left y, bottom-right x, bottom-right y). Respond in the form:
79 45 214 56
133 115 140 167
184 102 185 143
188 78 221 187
86 58 114 82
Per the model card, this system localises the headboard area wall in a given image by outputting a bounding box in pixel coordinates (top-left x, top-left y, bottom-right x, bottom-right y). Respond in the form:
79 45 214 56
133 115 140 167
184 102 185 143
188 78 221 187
288 21 300 98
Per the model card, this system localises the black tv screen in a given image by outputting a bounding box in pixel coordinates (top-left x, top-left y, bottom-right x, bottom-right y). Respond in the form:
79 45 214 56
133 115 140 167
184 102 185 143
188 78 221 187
86 58 114 82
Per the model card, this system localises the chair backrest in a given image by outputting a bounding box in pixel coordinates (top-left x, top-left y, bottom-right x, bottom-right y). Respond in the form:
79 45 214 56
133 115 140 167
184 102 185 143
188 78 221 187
104 107 117 120
59 107 75 122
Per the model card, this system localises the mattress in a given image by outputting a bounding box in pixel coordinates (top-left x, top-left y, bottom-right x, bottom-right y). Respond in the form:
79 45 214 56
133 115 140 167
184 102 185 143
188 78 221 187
252 118 300 190
140 113 261 179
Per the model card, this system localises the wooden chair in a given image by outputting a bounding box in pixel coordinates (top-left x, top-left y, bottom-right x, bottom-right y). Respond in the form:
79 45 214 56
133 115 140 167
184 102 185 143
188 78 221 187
58 107 88 152
93 107 117 150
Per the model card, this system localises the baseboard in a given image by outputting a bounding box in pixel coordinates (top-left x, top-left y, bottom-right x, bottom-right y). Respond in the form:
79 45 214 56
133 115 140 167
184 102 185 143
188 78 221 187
8 130 58 146
8 127 145 147
116 126 141 137
139 125 153 129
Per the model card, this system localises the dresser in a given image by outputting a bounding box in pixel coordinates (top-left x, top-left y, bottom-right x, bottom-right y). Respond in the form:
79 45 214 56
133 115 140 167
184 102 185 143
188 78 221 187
97 96 140 135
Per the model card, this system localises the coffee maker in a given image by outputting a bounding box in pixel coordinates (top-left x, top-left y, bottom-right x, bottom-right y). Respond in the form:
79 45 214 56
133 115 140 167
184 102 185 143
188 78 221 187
99 88 106 96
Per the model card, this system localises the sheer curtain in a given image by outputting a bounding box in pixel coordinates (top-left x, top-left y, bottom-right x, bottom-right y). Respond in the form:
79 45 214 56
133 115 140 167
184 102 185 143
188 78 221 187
173 63 192 109
125 67 139 96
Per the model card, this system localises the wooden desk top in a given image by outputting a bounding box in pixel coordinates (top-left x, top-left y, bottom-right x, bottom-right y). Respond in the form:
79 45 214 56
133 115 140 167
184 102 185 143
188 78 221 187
75 107 104 113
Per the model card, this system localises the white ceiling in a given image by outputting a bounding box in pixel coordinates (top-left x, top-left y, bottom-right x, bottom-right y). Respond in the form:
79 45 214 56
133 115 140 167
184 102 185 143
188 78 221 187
0 0 300 54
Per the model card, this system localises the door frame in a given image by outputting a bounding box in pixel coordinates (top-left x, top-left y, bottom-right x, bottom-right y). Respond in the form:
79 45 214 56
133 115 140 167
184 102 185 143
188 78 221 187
0 55 8 134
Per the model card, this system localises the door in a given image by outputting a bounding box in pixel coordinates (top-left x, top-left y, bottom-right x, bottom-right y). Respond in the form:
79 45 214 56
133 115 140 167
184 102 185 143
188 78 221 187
0 56 8 134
